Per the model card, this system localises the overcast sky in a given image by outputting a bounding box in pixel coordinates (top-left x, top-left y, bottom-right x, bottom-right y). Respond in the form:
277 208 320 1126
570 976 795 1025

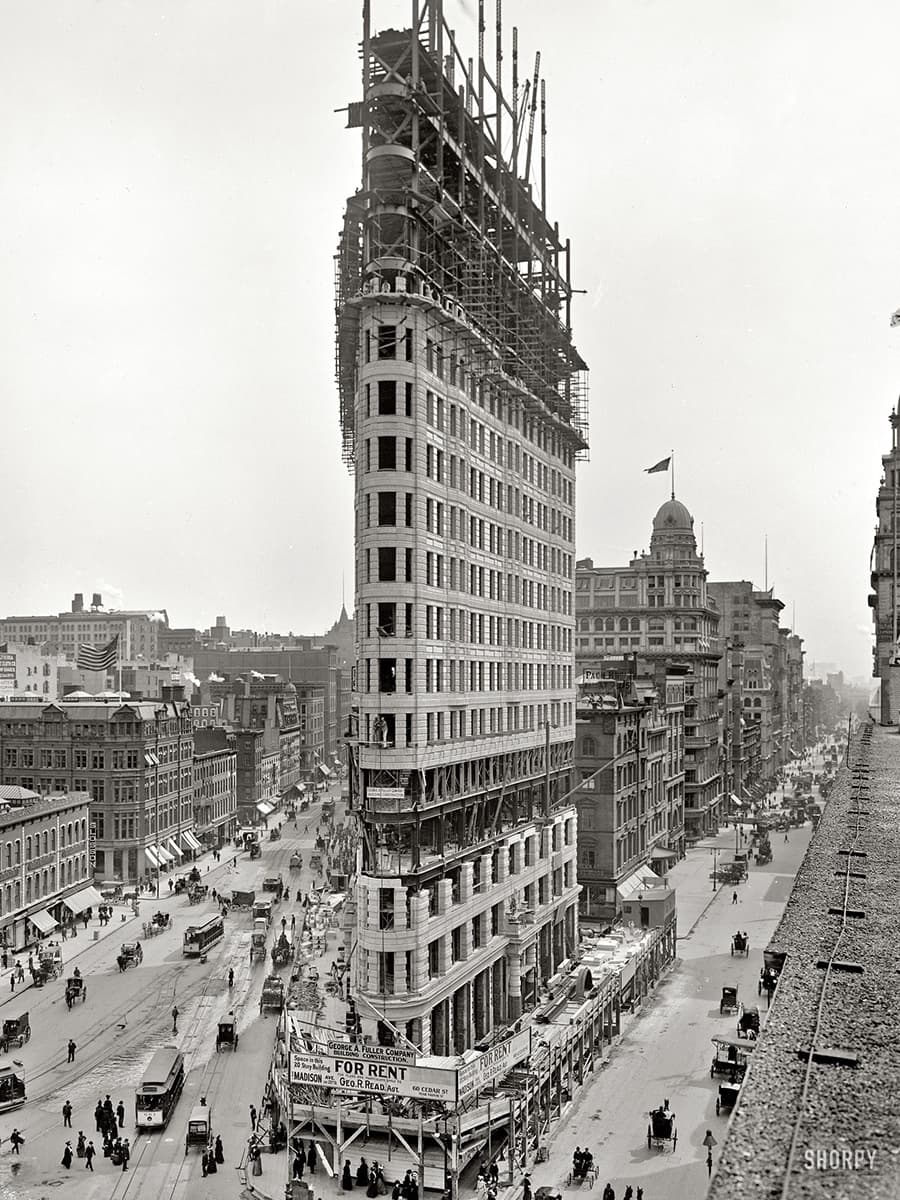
3 0 898 681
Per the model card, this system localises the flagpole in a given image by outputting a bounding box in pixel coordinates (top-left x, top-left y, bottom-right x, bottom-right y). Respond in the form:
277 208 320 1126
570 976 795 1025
670 450 675 500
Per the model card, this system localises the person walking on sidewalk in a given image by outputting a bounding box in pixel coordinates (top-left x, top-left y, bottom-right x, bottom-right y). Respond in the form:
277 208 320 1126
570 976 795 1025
732 890 738 904
67 1039 77 1063
85 1141 96 1171
171 1006 179 1034
63 1100 73 1127
116 1100 125 1128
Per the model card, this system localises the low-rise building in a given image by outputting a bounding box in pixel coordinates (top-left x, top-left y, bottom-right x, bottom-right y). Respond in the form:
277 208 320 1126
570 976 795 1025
0 689 197 884
0 787 96 952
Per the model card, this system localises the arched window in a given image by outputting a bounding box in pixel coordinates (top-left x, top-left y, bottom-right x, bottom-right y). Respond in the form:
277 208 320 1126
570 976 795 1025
25 836 32 860
754 698 762 708
67 860 73 884
619 618 629 632
50 866 56 890
43 832 48 855
25 877 31 902
605 618 615 632
51 829 56 852
630 618 640 631
42 869 48 896
67 822 73 846
14 841 20 867
5 844 10 869
581 736 597 757
593 618 604 632
14 882 20 907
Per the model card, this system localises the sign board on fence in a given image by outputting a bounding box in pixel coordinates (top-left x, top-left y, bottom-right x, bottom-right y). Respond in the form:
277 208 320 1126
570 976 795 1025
326 1042 416 1066
366 787 406 801
289 1052 456 1102
457 1029 533 1102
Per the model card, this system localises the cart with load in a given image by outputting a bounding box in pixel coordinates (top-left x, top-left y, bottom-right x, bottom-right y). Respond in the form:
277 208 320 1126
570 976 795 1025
262 876 284 900
710 1035 754 1082
647 1104 677 1151
185 1103 212 1154
271 933 292 968
260 975 285 1016
251 921 268 963
253 899 273 924
0 1013 30 1053
40 945 64 979
65 976 87 1007
230 889 256 910
737 1004 760 1039
216 1013 239 1052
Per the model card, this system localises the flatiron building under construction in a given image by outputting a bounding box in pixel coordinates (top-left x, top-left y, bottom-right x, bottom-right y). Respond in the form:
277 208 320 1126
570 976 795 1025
336 0 589 1055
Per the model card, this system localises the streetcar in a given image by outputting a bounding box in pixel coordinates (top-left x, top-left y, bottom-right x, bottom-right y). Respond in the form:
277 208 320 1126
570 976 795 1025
182 914 225 957
135 1048 185 1129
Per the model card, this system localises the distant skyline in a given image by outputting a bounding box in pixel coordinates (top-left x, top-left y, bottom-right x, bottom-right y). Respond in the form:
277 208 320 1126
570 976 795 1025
4 1 899 681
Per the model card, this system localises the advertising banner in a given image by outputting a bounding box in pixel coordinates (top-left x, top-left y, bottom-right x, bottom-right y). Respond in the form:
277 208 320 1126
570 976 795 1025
289 1051 457 1103
0 653 15 696
457 1029 533 1102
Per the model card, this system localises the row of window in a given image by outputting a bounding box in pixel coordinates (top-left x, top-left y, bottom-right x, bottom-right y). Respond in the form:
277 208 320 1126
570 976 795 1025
0 856 86 918
365 602 571 653
2 820 86 869
366 657 571 695
1 720 189 739
362 702 572 748
364 324 576 469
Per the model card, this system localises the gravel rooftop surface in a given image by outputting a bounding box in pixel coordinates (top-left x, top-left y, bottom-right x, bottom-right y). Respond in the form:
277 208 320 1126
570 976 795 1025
708 725 900 1200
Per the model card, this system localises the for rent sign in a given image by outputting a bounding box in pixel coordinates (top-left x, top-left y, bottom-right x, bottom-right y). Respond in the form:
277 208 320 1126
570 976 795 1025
457 1029 533 1101
289 1051 456 1103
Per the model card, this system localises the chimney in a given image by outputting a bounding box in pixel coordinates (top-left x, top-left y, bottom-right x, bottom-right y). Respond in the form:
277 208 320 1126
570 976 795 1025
72 593 84 614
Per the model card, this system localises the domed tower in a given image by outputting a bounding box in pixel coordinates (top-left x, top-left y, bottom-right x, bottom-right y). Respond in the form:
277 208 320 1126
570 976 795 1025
649 498 701 564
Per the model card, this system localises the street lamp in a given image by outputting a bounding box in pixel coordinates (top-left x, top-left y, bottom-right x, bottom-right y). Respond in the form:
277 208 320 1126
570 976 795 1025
710 846 719 892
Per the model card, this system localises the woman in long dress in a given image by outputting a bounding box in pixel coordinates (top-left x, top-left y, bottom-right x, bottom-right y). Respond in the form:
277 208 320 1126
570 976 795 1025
342 1161 354 1191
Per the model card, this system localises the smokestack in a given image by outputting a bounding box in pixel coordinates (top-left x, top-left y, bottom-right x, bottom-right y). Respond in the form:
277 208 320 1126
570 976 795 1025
72 593 84 614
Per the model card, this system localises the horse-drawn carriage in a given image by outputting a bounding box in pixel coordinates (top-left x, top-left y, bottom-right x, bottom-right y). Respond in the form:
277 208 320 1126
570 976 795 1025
65 976 87 1007
716 1079 741 1116
711 1035 754 1082
0 1013 30 1053
268 826 281 841
230 889 256 911
262 876 284 901
251 922 268 964
755 840 772 866
737 1004 760 1040
32 947 63 986
566 1147 596 1186
720 985 739 1015
647 1104 677 1151
187 884 209 905
289 852 303 872
216 1014 239 1052
185 1103 213 1154
731 931 750 957
117 942 143 971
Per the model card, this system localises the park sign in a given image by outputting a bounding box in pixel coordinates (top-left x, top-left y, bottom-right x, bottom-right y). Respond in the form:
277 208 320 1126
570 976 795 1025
457 1029 533 1102
289 1050 457 1103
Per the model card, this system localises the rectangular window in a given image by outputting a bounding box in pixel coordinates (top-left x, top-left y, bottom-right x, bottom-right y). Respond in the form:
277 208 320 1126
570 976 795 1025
405 548 413 582
378 379 397 414
378 547 397 581
405 493 413 527
405 438 413 472
378 437 396 470
378 492 397 525
377 325 397 359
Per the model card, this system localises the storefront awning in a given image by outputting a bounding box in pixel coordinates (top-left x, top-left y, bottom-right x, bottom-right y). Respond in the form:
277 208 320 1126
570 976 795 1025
256 801 274 815
29 908 57 934
167 838 183 860
62 885 104 914
181 830 202 852
730 793 746 807
649 845 676 861
145 846 162 868
616 866 659 903
155 845 174 865
316 763 332 777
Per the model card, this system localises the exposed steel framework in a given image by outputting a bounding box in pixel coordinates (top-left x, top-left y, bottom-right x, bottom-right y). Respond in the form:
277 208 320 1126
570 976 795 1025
335 0 589 469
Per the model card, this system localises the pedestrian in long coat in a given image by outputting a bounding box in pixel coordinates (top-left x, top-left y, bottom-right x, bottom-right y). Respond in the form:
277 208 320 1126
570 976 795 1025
116 1101 125 1128
342 1161 354 1190
207 1146 218 1174
85 1141 96 1170
214 1134 224 1164
307 1143 317 1172
62 1142 74 1169
201 1150 209 1177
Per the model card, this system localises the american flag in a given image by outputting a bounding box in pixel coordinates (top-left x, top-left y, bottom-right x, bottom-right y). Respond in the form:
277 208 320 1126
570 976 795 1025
76 634 119 673
891 308 900 327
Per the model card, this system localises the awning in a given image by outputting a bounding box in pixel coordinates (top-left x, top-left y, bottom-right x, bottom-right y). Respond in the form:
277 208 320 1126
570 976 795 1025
730 793 746 807
316 763 332 777
256 802 274 815
167 838 183 860
181 830 202 852
616 866 659 903
155 845 174 865
649 845 676 861
144 749 160 768
62 885 104 914
145 846 162 868
29 909 57 934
